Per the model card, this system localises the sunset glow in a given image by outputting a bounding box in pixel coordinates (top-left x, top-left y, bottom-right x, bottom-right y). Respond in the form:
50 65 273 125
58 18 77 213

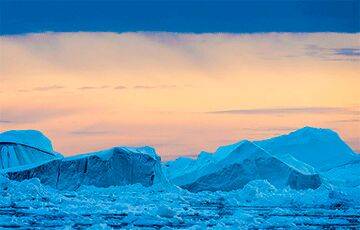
1 32 359 158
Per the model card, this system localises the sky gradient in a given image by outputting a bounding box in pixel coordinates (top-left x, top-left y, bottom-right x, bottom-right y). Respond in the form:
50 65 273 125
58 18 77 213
0 32 359 159
0 1 359 159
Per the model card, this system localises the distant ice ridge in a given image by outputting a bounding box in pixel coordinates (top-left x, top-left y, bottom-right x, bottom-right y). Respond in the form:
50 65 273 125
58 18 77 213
165 126 359 190
2 126 359 192
0 130 63 170
166 140 321 192
6 146 167 190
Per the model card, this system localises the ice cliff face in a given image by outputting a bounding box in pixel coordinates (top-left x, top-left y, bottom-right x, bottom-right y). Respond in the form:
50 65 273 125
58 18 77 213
0 130 63 170
168 141 321 192
6 146 166 190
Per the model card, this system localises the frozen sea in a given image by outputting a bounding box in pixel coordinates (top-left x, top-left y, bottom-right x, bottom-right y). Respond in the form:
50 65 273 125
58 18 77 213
1 177 359 229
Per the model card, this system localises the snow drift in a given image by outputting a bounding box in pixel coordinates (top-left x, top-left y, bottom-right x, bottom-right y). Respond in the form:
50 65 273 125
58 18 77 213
167 141 322 192
0 130 62 170
6 146 166 190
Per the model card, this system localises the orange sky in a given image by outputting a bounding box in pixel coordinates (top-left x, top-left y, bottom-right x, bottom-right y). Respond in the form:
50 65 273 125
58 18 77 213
0 32 359 159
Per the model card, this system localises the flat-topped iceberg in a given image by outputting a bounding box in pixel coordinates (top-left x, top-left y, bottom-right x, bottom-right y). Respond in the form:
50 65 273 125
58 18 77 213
0 130 63 170
6 146 167 190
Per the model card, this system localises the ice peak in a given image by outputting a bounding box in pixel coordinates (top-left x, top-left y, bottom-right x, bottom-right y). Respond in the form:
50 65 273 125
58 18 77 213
230 140 259 153
120 146 160 161
225 140 270 161
255 126 356 171
290 126 338 138
257 126 343 146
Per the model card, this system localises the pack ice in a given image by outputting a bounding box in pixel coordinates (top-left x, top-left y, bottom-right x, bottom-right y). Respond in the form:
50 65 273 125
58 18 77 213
0 130 62 170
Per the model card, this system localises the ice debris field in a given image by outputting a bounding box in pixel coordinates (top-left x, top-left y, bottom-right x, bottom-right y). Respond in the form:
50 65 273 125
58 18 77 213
0 127 359 229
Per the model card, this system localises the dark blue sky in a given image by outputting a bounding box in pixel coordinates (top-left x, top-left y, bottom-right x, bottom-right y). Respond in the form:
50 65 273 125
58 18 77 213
0 1 359 35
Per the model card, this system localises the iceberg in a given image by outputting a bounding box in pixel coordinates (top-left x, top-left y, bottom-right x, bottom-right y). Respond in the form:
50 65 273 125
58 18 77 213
6 146 167 190
165 126 359 190
0 130 63 170
255 126 358 171
170 141 321 192
0 127 359 228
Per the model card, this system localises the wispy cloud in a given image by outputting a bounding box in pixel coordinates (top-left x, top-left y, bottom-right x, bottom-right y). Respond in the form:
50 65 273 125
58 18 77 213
134 85 157 89
17 89 30 93
70 130 114 135
0 106 78 123
33 85 64 91
331 118 360 123
78 85 109 90
0 120 12 123
114 85 127 90
17 85 65 92
208 107 356 115
134 85 177 89
305 45 360 61
244 127 296 132
333 48 360 57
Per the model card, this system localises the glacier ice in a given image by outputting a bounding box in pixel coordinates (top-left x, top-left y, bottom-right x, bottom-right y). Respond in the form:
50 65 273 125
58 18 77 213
0 130 63 170
6 146 167 190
